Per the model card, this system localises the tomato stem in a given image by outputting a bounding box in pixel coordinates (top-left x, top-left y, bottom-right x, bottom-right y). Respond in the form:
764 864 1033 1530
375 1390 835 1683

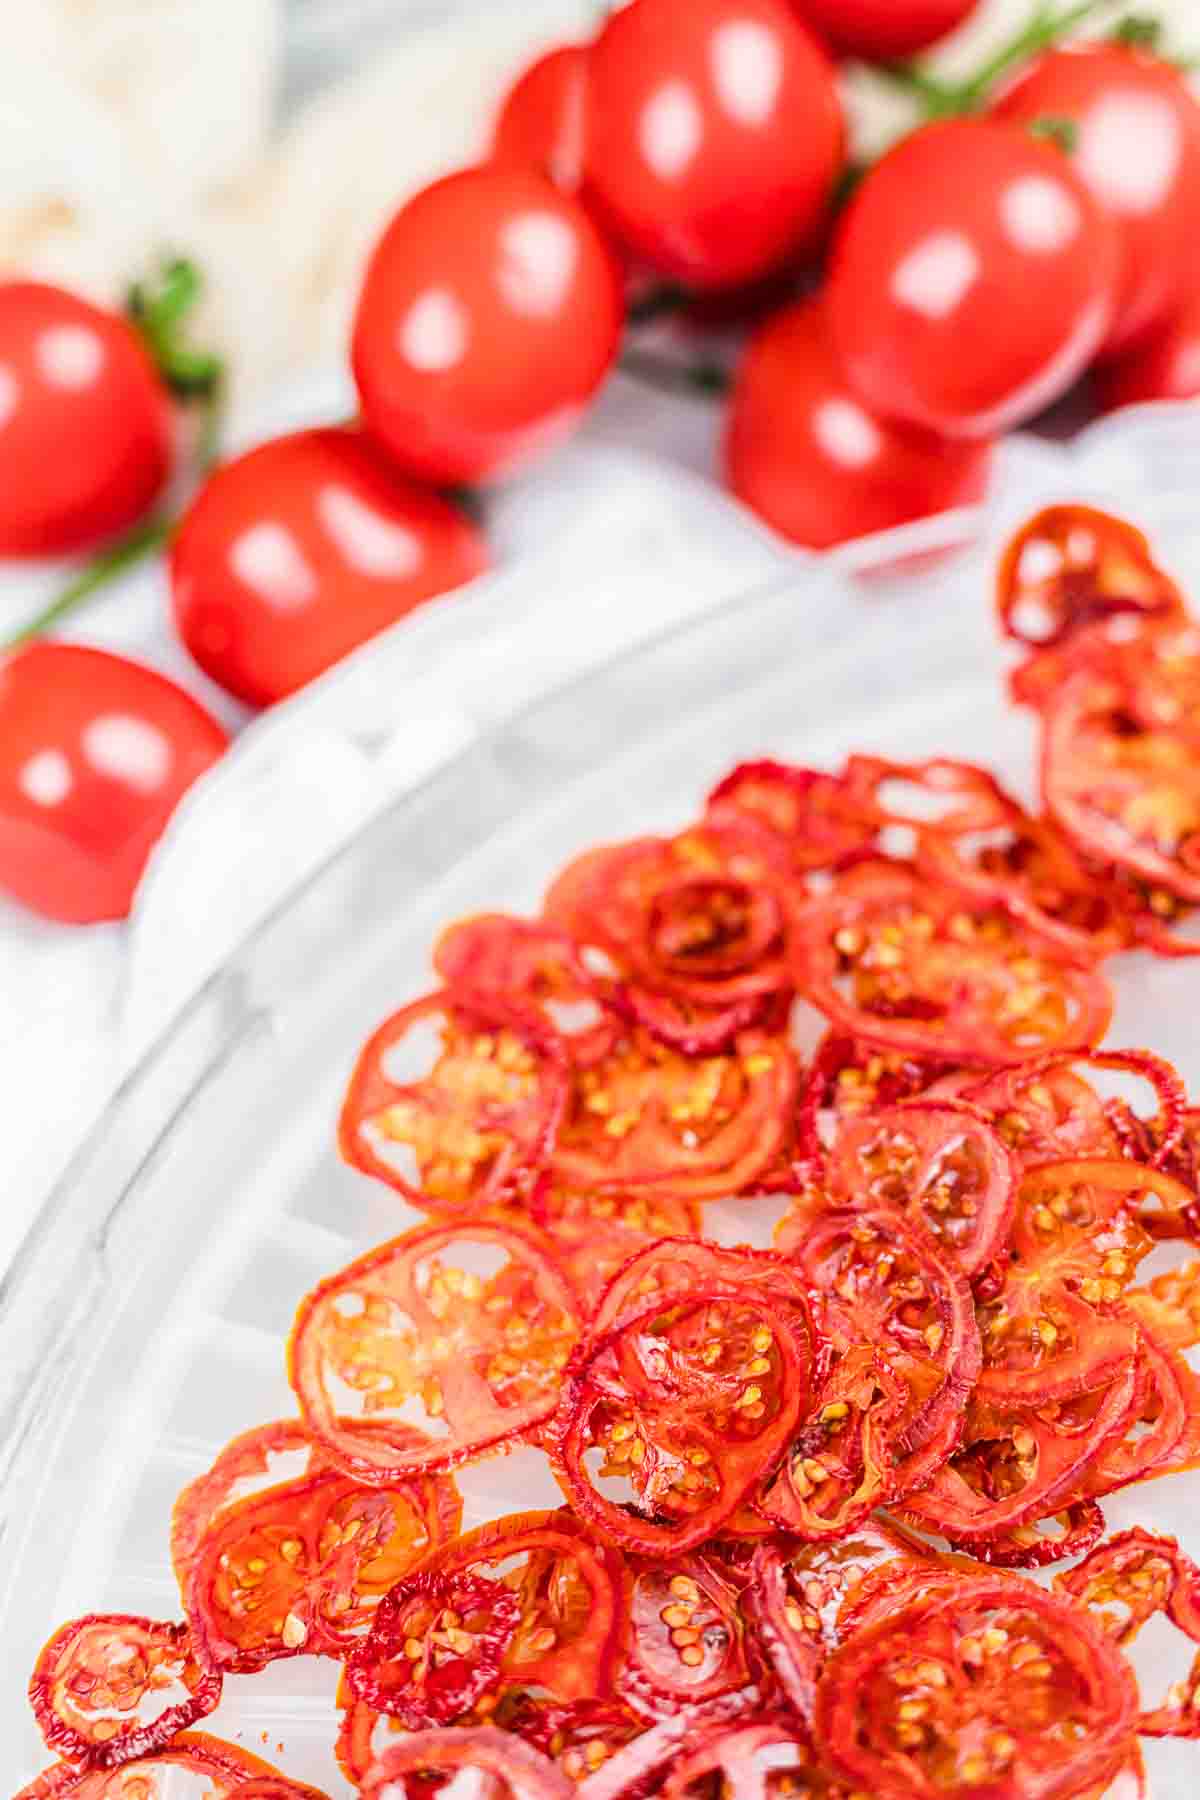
619 346 731 397
881 0 1126 118
1 517 172 651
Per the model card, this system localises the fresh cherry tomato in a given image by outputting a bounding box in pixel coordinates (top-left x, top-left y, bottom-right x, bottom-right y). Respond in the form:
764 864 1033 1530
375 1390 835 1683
827 119 1118 437
351 165 623 485
725 298 993 548
170 426 488 707
993 43 1200 357
789 0 978 60
582 0 844 290
1095 279 1200 410
0 643 227 924
492 46 588 191
0 281 172 557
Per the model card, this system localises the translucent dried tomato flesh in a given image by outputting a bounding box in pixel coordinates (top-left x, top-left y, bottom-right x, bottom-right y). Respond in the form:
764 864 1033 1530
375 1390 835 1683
345 1569 520 1726
790 861 1112 1067
997 505 1185 651
617 1553 753 1719
27 1616 222 1769
338 990 568 1211
288 1218 582 1480
813 1575 1139 1800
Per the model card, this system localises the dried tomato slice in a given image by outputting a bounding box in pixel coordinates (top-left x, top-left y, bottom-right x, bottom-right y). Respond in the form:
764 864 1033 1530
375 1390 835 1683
973 1159 1161 1407
616 1554 753 1720
1040 622 1200 905
406 1510 622 1703
812 1573 1139 1800
15 1735 325 1800
503 1697 646 1784
552 1029 796 1199
358 1726 573 1800
586 1239 821 1349
432 915 618 1065
998 505 1184 651
338 990 568 1211
963 1048 1189 1176
345 1569 520 1726
1055 1529 1200 1738
745 1520 937 1721
1127 1256 1200 1351
1084 1324 1199 1496
182 1454 452 1672
825 1099 1016 1276
27 1616 221 1769
704 761 867 873
901 1363 1140 1548
777 1206 980 1498
553 1285 810 1555
757 1346 908 1538
790 861 1112 1066
288 1219 582 1480
795 1031 947 1167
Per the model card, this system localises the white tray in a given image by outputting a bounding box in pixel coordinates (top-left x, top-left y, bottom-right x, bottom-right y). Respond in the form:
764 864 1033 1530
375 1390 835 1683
4 404 1200 1793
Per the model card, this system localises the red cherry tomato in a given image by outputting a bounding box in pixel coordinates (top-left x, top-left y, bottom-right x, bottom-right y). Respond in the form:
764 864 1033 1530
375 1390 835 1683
789 0 978 60
492 46 588 191
0 281 171 557
827 119 1118 438
725 297 993 548
993 44 1200 357
170 427 488 707
351 165 623 486
1095 279 1200 410
0 643 227 923
582 0 844 290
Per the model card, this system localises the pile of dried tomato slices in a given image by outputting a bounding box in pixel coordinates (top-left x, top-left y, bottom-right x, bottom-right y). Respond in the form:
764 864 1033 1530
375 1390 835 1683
19 506 1200 1800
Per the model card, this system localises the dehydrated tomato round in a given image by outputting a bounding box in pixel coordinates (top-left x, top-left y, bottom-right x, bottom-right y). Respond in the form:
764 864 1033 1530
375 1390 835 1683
432 915 618 1065
745 1520 937 1721
705 760 866 875
963 1048 1189 1178
812 1574 1139 1800
973 1159 1161 1407
289 1219 582 1480
501 1697 645 1784
552 1029 797 1199
758 1346 907 1540
826 1099 1016 1276
1040 621 1200 905
790 861 1112 1066
617 1554 752 1720
778 1206 980 1498
28 1615 222 1768
345 1569 520 1726
338 990 568 1210
553 1284 811 1555
406 1510 623 1703
1055 1529 1200 1739
182 1457 451 1672
14 1735 324 1800
358 1726 574 1800
998 505 1185 651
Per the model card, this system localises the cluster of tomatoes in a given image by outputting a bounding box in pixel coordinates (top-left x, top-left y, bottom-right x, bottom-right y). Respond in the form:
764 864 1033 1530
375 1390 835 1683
17 504 1200 1798
6 0 1200 927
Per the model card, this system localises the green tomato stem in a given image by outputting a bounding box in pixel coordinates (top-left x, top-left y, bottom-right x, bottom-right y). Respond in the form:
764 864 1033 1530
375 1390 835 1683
619 346 731 396
880 0 1128 120
1 518 172 652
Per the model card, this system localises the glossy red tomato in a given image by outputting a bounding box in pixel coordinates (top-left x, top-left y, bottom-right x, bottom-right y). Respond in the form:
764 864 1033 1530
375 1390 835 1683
492 46 588 191
725 297 993 548
0 281 172 557
1095 280 1200 410
582 0 844 290
351 165 623 485
827 119 1118 438
0 643 227 922
790 0 978 60
170 427 488 707
993 44 1200 357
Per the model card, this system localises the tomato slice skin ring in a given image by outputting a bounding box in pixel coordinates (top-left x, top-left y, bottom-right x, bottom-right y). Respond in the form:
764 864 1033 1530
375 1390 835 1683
27 1614 222 1769
289 1217 582 1482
